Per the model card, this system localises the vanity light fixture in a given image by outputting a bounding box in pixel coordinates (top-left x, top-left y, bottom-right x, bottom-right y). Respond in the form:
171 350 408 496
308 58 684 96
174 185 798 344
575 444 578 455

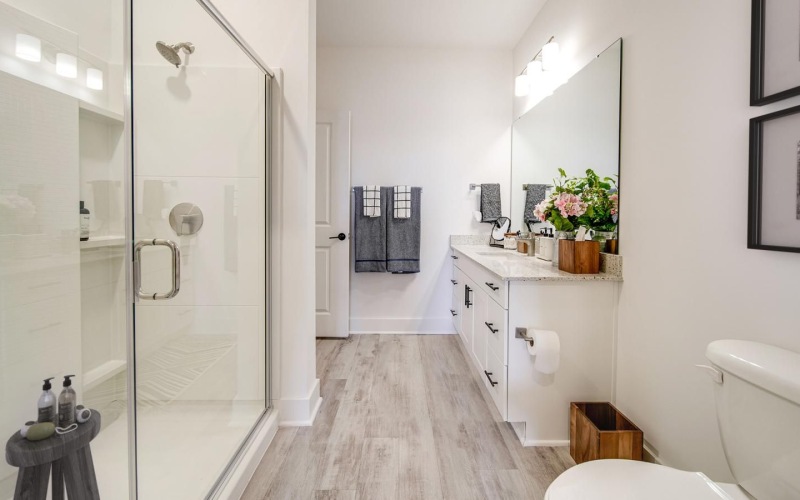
56 53 77 78
515 36 561 98
86 68 104 90
15 34 41 62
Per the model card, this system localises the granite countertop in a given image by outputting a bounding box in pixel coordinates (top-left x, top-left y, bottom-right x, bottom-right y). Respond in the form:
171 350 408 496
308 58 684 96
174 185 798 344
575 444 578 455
450 243 623 282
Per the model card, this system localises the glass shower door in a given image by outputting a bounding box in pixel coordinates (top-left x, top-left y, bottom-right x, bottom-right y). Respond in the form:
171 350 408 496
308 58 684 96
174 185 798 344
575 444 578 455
131 1 269 497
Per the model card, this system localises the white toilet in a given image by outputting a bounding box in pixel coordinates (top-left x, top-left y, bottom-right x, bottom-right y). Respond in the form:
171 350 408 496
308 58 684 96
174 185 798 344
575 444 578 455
545 340 800 500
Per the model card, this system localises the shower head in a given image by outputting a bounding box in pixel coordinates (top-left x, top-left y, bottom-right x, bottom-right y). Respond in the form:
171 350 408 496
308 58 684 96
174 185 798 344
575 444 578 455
155 41 195 68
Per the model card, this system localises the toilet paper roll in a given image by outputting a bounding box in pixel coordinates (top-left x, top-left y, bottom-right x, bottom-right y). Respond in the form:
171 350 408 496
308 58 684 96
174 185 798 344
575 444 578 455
527 329 560 374
473 211 483 222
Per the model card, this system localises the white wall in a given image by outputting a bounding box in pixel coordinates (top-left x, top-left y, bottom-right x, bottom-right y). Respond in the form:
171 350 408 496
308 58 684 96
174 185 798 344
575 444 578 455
514 0 800 482
317 46 512 334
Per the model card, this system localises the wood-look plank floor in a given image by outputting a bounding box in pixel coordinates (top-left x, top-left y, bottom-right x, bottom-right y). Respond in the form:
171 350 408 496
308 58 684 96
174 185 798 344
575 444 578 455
242 335 574 500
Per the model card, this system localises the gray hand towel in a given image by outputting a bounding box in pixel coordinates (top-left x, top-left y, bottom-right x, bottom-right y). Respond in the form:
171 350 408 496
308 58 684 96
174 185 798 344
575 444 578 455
523 184 549 223
480 183 502 222
387 186 421 274
354 186 388 272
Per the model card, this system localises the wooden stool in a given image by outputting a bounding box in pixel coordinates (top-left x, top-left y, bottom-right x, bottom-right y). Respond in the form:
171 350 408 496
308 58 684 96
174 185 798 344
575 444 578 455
5 411 101 500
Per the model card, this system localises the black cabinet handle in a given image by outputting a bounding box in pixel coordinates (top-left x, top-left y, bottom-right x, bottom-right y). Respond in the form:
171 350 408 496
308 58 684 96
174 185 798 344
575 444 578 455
451 279 458 285
485 282 500 291
464 285 472 308
450 309 457 317
329 233 346 241
451 255 459 260
485 322 498 334
484 370 499 387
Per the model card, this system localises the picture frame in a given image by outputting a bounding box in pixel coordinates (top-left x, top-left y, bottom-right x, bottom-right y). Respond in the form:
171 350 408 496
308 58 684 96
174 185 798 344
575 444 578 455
748 104 800 252
750 0 800 105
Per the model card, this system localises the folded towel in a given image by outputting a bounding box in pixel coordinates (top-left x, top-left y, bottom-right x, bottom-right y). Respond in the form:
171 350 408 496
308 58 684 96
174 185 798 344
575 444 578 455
387 186 421 274
394 185 411 219
523 184 549 223
354 186 388 272
480 183 502 222
363 185 381 217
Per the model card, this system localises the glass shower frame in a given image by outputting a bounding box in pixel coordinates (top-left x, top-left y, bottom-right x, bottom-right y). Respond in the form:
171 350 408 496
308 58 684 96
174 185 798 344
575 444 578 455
123 0 275 498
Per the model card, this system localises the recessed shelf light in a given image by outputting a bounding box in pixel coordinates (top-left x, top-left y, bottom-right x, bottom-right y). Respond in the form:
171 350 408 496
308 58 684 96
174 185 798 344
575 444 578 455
15 34 41 62
56 53 77 78
86 68 104 90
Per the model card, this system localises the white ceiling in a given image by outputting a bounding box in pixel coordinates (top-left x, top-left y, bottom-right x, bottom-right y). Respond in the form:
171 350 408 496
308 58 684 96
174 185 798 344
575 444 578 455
317 0 548 50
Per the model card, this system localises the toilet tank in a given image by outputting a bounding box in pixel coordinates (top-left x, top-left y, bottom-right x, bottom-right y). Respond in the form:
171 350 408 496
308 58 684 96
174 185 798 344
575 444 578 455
706 340 800 500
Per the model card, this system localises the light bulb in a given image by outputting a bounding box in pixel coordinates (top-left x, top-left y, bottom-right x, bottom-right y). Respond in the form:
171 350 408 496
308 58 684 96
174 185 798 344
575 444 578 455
86 68 103 90
526 60 542 93
56 53 77 78
515 74 529 97
15 34 41 62
541 41 560 71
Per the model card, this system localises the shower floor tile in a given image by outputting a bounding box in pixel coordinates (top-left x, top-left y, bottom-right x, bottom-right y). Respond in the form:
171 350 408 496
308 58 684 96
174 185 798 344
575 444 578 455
92 400 264 500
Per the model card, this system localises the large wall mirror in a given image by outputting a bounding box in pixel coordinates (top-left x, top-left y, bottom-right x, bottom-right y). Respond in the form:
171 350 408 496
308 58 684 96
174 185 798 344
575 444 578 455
511 38 622 238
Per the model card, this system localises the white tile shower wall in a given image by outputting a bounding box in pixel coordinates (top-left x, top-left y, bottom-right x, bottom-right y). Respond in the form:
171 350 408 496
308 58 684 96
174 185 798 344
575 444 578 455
317 46 512 334
132 64 266 403
0 71 81 496
513 0 800 482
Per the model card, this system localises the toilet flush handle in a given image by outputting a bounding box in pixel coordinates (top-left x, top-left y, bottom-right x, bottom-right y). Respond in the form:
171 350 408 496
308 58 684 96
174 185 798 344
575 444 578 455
696 364 723 384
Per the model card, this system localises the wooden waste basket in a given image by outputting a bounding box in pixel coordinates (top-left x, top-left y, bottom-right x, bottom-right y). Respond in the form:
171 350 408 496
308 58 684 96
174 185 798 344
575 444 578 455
570 402 643 464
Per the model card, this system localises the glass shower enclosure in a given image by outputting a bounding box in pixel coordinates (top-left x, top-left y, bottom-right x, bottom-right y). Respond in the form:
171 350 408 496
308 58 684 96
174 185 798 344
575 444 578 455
0 0 272 498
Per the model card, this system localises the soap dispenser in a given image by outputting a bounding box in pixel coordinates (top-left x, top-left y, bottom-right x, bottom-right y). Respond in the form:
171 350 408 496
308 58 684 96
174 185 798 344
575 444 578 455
37 377 57 425
58 375 77 427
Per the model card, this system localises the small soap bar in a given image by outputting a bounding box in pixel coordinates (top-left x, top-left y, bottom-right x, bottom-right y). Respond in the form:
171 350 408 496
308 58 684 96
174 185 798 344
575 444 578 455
26 422 55 441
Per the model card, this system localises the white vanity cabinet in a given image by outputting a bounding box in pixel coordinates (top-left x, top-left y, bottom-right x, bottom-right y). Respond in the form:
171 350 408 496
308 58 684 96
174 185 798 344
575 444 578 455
450 245 620 446
452 249 510 419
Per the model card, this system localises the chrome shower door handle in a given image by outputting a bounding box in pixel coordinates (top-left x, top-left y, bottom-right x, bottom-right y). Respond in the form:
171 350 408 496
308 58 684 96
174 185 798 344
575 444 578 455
133 239 181 300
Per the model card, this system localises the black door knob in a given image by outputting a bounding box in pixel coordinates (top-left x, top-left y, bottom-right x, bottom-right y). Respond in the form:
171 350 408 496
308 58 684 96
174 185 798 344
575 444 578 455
329 233 346 241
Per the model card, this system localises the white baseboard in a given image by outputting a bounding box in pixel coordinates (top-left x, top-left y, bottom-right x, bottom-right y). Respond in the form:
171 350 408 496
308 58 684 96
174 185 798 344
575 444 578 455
522 439 570 447
349 317 456 335
277 378 322 426
218 409 279 500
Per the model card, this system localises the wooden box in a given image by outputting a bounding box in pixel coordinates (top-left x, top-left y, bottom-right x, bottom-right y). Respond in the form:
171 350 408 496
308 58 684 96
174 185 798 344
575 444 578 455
558 240 600 274
570 402 643 464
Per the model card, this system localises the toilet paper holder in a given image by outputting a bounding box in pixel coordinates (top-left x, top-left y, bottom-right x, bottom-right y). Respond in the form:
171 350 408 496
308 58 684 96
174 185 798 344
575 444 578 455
515 327 535 347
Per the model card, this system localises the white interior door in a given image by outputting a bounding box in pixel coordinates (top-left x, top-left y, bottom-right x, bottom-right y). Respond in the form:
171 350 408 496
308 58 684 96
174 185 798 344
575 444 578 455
315 110 351 337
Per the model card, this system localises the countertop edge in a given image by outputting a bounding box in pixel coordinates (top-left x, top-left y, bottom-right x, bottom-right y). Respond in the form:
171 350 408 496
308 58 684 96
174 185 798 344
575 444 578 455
450 244 623 283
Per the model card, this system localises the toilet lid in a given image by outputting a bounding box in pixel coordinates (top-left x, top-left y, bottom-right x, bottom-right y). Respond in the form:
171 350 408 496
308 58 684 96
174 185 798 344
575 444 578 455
545 460 733 500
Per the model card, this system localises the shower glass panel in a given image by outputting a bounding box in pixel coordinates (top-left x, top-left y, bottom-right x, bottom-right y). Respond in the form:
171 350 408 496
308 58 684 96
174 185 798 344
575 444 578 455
131 0 269 498
0 0 129 498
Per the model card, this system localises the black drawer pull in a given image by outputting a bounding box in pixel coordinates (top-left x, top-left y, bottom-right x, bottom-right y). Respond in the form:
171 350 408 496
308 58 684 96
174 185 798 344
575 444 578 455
484 370 499 387
451 279 458 285
485 322 498 334
451 255 459 260
465 285 472 308
485 282 500 291
450 309 458 317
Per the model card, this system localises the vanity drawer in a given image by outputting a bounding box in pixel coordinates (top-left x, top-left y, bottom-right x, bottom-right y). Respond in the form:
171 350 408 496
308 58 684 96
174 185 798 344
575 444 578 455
452 250 508 309
485 298 507 364
467 262 507 309
484 349 507 419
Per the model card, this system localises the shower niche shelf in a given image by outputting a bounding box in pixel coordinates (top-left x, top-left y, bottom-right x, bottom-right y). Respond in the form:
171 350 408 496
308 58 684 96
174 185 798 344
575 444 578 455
84 359 126 392
80 234 126 250
79 100 124 124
